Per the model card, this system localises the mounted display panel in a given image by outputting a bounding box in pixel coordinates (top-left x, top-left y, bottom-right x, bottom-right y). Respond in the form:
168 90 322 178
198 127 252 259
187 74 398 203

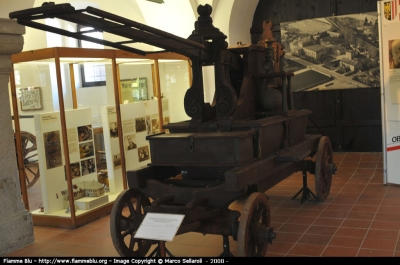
120 78 148 103
378 0 400 185
281 12 379 92
19 87 43 111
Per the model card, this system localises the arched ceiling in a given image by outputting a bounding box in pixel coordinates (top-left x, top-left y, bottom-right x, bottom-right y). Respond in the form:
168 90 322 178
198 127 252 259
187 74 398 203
229 0 259 45
0 0 34 18
1 0 258 50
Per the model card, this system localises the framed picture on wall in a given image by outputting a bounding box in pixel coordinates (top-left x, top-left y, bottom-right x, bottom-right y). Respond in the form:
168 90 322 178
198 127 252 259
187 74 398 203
19 87 42 111
120 78 148 103
280 12 379 91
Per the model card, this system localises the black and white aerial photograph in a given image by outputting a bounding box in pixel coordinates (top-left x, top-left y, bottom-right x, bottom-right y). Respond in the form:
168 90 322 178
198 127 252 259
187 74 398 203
281 12 379 91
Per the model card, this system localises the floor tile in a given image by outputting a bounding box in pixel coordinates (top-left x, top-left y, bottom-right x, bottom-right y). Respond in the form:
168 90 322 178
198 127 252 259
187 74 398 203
328 235 363 248
330 197 358 205
341 219 372 229
41 242 80 255
324 203 353 212
298 234 332 245
286 215 317 225
339 161 359 168
312 217 343 227
287 244 326 257
320 210 349 219
346 211 375 220
373 213 400 222
266 242 293 255
351 205 379 213
277 223 310 233
273 232 302 244
381 198 400 207
271 208 296 216
291 209 322 217
271 215 292 223
321 246 359 257
335 227 368 238
361 238 398 251
365 229 399 240
357 249 394 257
343 154 362 161
370 220 400 230
358 162 378 168
355 198 382 206
265 252 286 257
306 225 338 236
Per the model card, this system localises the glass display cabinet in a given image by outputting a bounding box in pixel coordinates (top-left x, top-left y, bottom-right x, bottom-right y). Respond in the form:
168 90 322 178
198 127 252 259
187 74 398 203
10 47 190 228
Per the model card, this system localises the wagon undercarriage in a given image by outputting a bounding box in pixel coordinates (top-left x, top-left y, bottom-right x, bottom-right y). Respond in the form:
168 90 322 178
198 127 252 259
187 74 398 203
110 134 335 257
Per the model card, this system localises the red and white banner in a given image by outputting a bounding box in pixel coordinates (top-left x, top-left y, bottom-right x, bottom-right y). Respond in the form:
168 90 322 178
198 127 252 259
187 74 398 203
379 0 400 184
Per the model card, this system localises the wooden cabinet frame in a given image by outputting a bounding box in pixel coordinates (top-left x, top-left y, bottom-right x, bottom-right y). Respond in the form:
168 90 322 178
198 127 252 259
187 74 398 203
10 47 189 228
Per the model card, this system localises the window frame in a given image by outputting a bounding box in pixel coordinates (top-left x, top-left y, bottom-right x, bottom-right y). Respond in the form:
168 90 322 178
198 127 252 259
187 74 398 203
77 25 107 87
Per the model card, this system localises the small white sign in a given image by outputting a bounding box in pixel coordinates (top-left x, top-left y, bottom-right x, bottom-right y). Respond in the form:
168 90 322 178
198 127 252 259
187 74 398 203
134 213 185 241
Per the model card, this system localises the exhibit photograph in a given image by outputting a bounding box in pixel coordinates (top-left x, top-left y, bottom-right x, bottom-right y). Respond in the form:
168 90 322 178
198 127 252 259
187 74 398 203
281 12 379 91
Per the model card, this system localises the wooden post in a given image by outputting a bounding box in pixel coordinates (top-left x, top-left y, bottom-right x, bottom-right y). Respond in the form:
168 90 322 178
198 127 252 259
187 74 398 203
9 69 29 211
69 63 77 109
112 57 127 190
153 60 164 131
54 48 76 227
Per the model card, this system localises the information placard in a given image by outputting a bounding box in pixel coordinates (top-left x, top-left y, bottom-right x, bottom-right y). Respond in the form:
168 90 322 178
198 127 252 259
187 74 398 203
134 213 185 241
378 0 400 184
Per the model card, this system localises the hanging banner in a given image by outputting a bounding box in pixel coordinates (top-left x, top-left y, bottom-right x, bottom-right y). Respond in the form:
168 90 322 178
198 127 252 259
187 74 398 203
378 0 400 184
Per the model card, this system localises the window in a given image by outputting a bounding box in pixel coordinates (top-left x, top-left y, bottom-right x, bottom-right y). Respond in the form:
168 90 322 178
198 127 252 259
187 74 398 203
77 25 106 87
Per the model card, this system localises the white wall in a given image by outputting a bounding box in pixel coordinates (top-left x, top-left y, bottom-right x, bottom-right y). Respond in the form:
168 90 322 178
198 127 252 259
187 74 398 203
229 0 259 46
118 62 155 100
0 0 34 18
158 60 191 122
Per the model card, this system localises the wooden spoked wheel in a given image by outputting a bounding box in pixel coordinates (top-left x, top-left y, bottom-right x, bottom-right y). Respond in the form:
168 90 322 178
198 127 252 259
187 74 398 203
314 136 334 202
110 189 152 257
237 192 271 257
20 131 40 189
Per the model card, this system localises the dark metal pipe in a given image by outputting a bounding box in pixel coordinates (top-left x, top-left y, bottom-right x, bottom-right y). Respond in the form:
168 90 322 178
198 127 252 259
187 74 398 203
282 76 288 112
18 18 147 55
9 3 75 19
287 76 294 110
253 71 294 79
85 6 208 52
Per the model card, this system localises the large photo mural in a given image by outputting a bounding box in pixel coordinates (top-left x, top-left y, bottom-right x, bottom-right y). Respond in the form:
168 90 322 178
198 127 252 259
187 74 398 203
281 12 379 91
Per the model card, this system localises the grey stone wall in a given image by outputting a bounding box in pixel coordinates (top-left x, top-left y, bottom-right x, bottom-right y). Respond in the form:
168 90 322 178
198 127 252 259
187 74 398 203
0 18 34 256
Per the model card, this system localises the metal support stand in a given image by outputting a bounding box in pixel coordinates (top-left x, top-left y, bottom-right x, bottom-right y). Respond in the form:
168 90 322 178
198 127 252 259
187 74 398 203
219 236 234 257
292 171 318 204
148 241 174 257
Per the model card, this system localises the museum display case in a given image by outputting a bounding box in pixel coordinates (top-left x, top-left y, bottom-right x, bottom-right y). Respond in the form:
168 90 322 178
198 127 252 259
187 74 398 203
9 47 190 228
158 59 192 124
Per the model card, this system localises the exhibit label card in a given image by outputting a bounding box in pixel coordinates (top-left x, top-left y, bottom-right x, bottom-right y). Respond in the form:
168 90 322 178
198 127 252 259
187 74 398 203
41 113 58 124
134 213 185 241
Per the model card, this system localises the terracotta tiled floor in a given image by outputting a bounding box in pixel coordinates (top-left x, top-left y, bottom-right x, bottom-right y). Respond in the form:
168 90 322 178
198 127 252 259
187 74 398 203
6 152 400 257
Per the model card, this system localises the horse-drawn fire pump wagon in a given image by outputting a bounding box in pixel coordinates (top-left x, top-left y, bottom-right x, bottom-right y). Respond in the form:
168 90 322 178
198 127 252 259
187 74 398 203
10 2 337 257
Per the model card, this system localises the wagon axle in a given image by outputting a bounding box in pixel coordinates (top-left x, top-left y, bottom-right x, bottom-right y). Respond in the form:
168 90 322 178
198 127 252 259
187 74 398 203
232 221 276 245
255 226 276 244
